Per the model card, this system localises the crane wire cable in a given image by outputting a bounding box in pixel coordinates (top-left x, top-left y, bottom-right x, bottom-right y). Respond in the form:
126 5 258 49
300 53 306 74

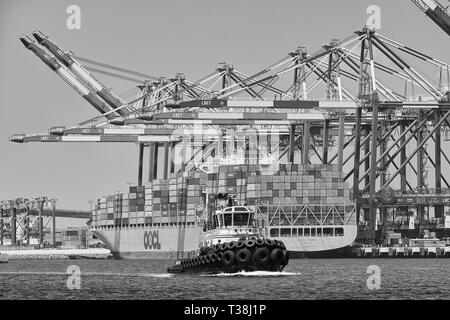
85 66 146 83
74 55 160 81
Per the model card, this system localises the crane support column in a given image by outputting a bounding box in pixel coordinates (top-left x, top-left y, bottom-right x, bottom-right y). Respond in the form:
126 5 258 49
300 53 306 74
353 107 362 200
39 200 44 246
10 207 16 245
163 142 169 179
180 143 186 173
322 120 329 164
302 122 310 165
289 124 296 163
153 144 159 180
435 110 443 218
369 100 379 236
417 110 424 221
52 201 56 248
400 121 407 191
169 143 175 175
379 124 387 230
217 129 224 159
1 208 3 245
363 126 371 191
26 205 30 245
148 143 155 183
138 143 144 187
229 130 236 157
337 114 345 171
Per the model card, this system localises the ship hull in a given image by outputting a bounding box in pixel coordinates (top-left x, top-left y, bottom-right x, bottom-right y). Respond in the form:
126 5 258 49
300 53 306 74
92 225 357 259
92 226 203 259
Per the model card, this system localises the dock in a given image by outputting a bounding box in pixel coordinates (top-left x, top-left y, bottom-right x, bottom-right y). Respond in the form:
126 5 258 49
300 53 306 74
0 248 111 260
351 246 450 258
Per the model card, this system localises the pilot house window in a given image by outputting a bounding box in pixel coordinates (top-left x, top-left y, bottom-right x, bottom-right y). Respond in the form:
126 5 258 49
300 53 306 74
234 212 249 226
270 228 279 237
280 228 291 237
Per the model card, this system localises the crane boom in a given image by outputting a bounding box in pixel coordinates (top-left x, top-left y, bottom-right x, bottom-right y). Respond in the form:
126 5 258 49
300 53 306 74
31 31 131 115
411 0 450 35
19 35 117 118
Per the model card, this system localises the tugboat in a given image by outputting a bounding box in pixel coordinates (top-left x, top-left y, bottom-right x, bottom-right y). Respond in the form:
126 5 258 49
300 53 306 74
167 201 289 274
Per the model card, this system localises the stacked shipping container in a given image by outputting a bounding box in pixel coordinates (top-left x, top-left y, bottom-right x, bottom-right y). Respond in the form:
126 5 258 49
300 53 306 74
206 163 350 206
92 172 207 227
91 164 353 227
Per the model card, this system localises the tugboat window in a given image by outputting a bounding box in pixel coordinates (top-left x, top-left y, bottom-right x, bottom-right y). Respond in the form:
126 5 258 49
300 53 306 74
335 227 344 236
223 214 232 227
233 212 249 226
280 228 291 237
270 228 279 237
304 228 310 236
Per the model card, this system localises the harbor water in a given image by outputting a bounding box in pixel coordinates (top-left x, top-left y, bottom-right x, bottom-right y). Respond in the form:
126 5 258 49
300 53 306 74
0 258 449 300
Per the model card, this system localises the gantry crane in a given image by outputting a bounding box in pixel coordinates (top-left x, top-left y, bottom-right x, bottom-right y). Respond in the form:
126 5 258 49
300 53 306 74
11 27 450 242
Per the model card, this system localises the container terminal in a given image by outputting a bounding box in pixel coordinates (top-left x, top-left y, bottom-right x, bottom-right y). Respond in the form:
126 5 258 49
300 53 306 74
3 0 450 259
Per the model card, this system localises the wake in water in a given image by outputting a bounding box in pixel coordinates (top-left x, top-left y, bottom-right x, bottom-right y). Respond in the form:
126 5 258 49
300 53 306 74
201 271 301 277
139 273 173 278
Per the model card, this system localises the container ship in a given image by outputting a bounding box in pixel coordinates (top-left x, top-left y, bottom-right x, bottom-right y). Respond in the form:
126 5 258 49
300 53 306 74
89 163 357 259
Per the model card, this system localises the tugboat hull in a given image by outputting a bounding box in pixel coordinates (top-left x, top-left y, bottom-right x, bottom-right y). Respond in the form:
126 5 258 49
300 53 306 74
168 238 289 274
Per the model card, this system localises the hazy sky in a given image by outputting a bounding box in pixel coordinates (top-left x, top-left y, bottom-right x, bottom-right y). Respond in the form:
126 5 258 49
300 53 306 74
1 0 449 221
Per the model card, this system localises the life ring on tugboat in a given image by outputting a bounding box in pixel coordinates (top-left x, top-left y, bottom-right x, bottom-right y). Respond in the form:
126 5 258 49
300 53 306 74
226 241 236 250
264 238 275 248
235 240 245 249
219 243 228 252
236 248 252 265
276 240 286 250
256 238 265 246
270 248 284 265
253 247 270 265
199 247 208 256
245 239 256 249
222 250 236 267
